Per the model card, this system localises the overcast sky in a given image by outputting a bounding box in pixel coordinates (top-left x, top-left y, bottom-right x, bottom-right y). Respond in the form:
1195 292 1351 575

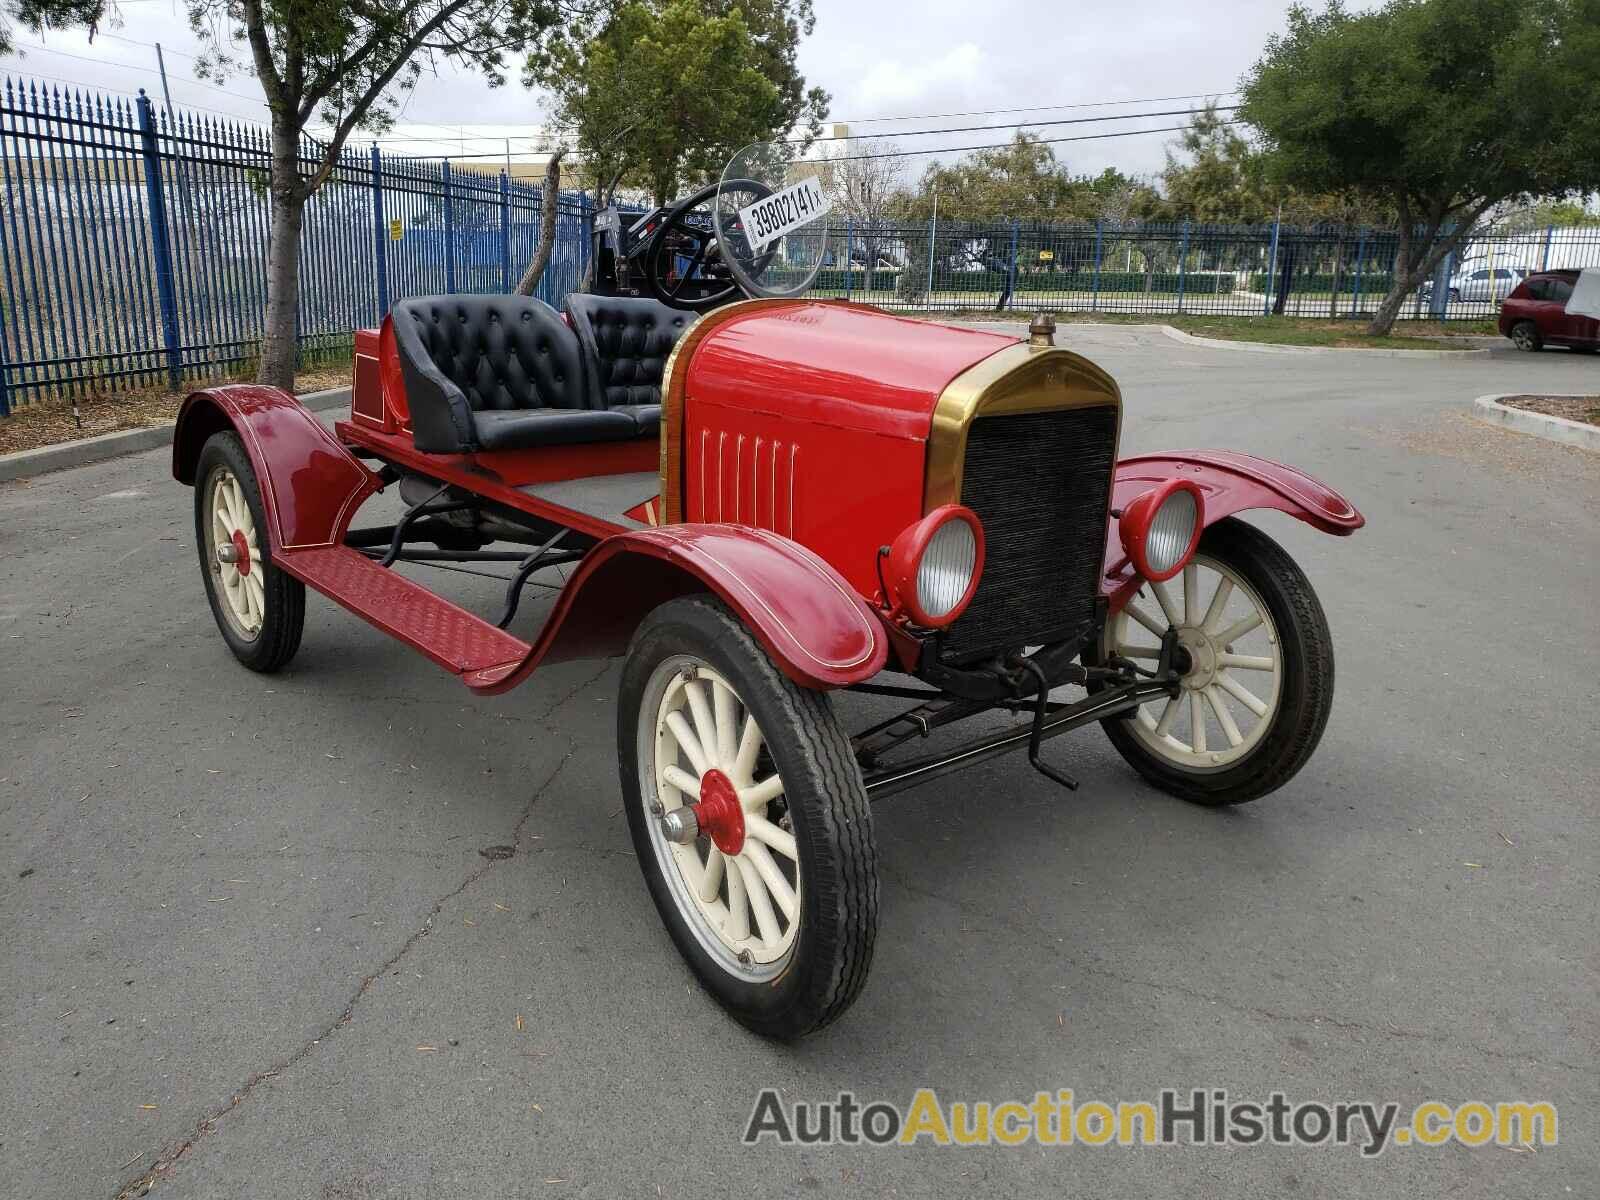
0 0 1381 178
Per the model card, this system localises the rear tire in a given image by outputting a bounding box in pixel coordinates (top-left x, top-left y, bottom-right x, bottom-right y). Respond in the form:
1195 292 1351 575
1510 320 1543 352
618 596 877 1040
1095 518 1334 806
194 431 305 673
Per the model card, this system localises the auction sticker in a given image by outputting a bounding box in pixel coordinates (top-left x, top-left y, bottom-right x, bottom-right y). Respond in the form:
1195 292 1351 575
737 177 831 251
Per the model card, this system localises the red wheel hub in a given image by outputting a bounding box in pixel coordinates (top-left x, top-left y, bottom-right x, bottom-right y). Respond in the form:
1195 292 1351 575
231 529 252 576
693 769 744 856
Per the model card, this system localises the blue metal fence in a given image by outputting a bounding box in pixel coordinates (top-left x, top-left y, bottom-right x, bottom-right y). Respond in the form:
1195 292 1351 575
0 76 593 415
816 217 1600 320
6 71 1600 417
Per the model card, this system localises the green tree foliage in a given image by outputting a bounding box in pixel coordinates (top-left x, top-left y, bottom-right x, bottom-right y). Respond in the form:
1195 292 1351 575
1499 199 1600 234
1163 103 1395 227
1161 105 1270 224
0 0 103 53
534 0 827 205
1241 0 1600 334
895 133 1084 223
184 0 575 388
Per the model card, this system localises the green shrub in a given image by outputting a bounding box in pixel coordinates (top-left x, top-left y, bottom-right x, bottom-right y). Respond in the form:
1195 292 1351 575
1247 271 1394 293
765 268 1236 295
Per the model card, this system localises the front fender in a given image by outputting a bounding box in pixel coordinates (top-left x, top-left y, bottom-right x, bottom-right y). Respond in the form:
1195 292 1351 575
468 524 889 694
1103 450 1363 607
173 385 378 551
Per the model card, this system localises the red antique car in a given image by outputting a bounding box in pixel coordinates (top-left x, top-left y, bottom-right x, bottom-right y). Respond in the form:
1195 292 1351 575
172 162 1363 1039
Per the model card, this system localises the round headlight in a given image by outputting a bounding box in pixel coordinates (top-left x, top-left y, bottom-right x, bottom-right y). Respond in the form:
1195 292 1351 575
917 517 978 620
1119 479 1204 583
885 505 985 627
1145 487 1198 577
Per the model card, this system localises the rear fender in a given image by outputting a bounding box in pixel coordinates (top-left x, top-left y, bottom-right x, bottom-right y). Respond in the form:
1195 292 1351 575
469 525 889 694
1103 450 1363 610
173 385 379 551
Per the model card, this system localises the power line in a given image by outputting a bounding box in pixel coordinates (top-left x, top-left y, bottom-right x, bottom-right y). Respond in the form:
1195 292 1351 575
410 120 1227 164
836 90 1240 126
811 105 1235 143
6 38 270 107
0 66 267 122
322 102 1234 151
6 42 506 152
824 121 1242 163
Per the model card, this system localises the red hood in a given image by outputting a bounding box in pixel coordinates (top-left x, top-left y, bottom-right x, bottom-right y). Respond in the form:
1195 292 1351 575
681 301 1017 441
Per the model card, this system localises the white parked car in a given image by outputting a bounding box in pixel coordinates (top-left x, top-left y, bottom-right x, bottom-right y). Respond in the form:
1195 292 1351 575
1425 265 1530 303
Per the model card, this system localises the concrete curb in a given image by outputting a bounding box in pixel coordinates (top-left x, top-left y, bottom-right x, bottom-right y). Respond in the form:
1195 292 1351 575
952 317 1495 357
1472 393 1600 452
1157 325 1492 359
0 386 350 483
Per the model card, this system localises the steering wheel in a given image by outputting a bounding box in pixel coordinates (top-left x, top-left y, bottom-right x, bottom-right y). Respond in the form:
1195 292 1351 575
642 178 774 311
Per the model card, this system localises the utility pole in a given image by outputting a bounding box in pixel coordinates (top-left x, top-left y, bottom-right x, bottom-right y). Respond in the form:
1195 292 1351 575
155 44 210 360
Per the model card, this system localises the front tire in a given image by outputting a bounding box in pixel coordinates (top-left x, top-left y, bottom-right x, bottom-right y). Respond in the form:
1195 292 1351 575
618 596 877 1040
620 598 876 1036
1096 518 1334 806
1510 320 1543 352
194 431 305 673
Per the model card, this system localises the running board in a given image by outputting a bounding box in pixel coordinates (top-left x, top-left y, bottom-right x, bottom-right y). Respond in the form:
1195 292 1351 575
275 545 529 680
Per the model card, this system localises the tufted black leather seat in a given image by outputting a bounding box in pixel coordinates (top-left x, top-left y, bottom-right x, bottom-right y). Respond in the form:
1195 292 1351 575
391 295 646 454
564 294 694 426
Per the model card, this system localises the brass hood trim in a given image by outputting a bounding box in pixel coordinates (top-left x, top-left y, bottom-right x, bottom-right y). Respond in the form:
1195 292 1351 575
923 341 1123 511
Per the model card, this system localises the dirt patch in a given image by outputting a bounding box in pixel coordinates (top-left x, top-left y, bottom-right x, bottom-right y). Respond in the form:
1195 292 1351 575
1498 394 1600 428
1378 409 1600 480
934 311 1498 348
0 362 352 457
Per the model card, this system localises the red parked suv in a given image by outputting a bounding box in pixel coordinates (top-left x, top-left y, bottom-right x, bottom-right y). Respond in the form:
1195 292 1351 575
1498 269 1599 352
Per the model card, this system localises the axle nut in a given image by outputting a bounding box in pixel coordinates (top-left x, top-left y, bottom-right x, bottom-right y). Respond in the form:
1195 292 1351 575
659 805 699 844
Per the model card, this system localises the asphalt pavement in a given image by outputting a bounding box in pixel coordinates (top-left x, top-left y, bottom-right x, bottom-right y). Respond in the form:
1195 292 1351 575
3 326 1596 1199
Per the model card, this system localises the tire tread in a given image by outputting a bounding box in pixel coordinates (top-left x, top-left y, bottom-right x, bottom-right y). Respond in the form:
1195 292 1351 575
194 431 306 673
618 596 877 1039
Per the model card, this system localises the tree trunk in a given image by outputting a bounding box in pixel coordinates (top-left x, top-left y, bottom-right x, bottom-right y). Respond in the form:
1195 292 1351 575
514 151 565 297
259 129 304 391
1367 216 1425 336
1272 240 1296 316
1367 281 1417 334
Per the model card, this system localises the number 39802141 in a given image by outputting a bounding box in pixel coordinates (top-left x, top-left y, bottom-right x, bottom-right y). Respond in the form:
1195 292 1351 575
737 177 831 252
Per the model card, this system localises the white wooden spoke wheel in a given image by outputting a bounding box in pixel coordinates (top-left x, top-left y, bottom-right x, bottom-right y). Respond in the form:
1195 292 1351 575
1106 554 1281 769
193 431 305 674
640 657 801 979
1095 518 1335 807
205 466 265 639
619 596 877 1038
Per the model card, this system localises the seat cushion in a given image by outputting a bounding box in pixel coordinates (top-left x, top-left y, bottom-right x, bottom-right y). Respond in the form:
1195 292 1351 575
473 408 639 451
564 294 693 410
390 295 587 454
610 404 661 436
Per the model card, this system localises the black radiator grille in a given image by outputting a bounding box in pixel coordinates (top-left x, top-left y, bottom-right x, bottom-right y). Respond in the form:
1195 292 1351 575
940 405 1119 663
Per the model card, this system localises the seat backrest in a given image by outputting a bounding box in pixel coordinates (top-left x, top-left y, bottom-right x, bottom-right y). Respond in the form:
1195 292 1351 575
564 294 693 410
391 295 584 414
